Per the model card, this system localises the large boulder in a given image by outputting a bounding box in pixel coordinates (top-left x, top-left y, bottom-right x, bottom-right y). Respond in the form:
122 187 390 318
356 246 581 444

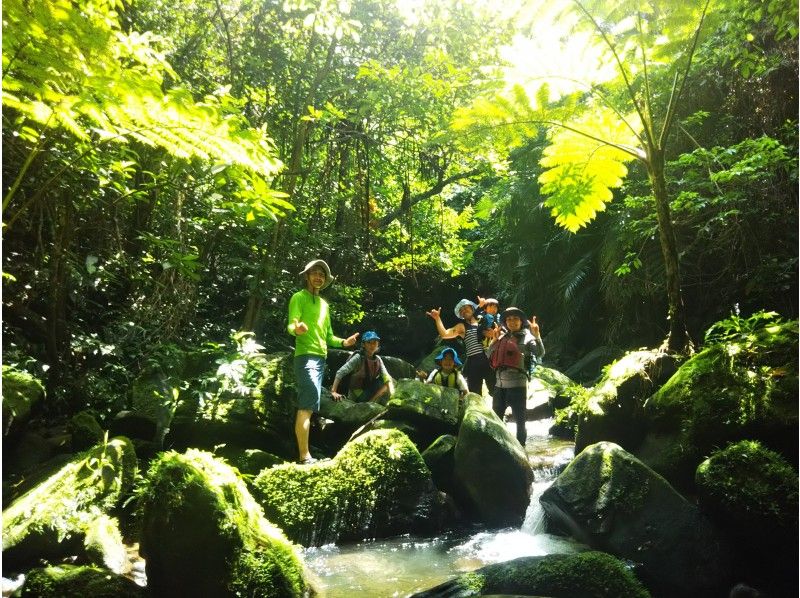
68 410 105 451
452 395 533 527
138 449 313 597
540 442 731 597
2 365 45 442
696 440 799 596
638 321 798 488
354 379 464 452
252 429 446 546
165 351 297 458
572 350 679 453
410 551 650 597
2 437 137 572
317 393 386 452
14 564 146 598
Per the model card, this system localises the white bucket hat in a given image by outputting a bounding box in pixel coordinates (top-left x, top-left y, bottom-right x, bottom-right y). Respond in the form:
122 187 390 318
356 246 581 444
453 299 478 320
299 259 333 289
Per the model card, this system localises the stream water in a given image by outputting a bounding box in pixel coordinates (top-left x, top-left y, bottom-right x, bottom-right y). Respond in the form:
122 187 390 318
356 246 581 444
303 417 579 597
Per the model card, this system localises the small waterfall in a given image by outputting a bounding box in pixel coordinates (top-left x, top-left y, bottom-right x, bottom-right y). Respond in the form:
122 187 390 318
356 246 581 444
521 477 552 535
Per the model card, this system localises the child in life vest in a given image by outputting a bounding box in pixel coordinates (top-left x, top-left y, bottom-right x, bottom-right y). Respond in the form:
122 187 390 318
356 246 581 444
486 307 545 446
425 347 468 397
330 330 392 403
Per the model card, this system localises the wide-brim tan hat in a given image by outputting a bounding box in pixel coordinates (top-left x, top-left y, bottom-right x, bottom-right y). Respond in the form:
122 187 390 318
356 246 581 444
299 259 333 289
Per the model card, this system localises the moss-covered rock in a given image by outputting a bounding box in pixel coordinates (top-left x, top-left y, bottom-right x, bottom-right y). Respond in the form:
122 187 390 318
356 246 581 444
354 379 463 451
317 393 386 452
452 397 533 527
697 440 798 534
216 445 287 476
540 442 731 597
14 564 146 597
252 429 443 546
68 410 105 451
696 440 799 595
421 434 457 495
572 350 680 453
639 321 798 487
82 514 126 574
411 551 650 597
2 365 45 442
2 437 137 572
166 351 297 458
138 449 313 597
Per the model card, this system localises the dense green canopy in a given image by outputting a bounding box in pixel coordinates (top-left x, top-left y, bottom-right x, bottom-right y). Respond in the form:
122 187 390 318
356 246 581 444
2 0 796 410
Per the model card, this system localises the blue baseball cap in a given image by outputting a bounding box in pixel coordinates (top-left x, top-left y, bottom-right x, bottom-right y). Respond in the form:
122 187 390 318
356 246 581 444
362 330 381 342
434 347 463 367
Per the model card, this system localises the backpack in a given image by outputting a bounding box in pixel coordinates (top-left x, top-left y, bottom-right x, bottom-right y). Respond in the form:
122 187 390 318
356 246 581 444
489 333 524 371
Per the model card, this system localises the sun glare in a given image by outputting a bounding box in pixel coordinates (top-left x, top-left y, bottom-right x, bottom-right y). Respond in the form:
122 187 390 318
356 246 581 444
501 0 618 104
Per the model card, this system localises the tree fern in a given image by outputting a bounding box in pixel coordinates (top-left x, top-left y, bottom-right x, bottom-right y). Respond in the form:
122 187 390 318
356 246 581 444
2 0 289 220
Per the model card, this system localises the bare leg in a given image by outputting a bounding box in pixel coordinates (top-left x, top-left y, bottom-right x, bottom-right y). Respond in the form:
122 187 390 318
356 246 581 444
295 409 313 460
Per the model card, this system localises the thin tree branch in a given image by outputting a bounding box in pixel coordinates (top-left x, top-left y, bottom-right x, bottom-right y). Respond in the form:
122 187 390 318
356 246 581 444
658 0 712 148
377 168 482 228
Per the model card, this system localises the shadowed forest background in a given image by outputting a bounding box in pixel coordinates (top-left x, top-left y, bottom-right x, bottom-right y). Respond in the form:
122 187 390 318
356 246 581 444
2 0 797 417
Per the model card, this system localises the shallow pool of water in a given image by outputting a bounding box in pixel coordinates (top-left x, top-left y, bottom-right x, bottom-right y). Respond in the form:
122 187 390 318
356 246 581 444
303 418 578 597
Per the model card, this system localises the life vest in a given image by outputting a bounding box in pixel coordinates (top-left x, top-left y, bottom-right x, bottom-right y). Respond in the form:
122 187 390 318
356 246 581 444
349 353 382 389
490 333 524 371
432 369 458 388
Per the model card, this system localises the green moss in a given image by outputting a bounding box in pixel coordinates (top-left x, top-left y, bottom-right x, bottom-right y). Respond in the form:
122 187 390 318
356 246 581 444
480 551 650 597
16 564 146 597
557 442 650 518
83 514 125 573
551 385 591 439
68 411 105 451
138 449 309 596
645 321 798 478
253 429 432 546
2 437 137 568
2 365 45 430
696 440 799 535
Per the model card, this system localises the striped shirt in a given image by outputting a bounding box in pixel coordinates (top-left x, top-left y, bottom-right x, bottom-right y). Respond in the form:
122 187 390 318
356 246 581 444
464 322 484 357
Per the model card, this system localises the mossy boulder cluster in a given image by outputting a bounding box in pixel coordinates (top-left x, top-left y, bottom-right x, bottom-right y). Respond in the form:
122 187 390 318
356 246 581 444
639 320 798 487
541 315 799 597
138 449 314 596
165 351 298 458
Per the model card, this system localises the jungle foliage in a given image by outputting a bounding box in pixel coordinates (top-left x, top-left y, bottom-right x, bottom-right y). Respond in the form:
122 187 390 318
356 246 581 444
2 0 796 422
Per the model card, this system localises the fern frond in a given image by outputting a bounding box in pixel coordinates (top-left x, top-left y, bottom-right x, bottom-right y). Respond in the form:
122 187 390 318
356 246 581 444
538 106 641 232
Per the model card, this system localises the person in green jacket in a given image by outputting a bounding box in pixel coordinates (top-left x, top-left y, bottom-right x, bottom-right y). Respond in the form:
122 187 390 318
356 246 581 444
287 259 358 464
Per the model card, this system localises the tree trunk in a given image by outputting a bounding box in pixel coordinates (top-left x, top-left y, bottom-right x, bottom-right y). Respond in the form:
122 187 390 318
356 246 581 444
45 196 73 372
648 149 691 353
241 38 339 332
